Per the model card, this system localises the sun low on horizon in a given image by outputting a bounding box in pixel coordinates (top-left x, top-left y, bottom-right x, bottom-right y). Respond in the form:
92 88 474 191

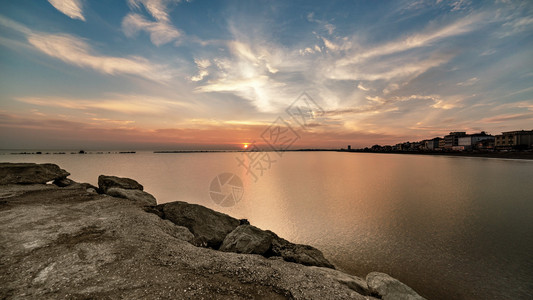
0 0 532 150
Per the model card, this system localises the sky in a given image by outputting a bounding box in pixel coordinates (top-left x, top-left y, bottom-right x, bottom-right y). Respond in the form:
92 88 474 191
0 0 532 150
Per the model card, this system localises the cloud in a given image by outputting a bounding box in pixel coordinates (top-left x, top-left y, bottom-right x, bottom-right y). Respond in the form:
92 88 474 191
195 39 290 112
0 16 32 35
457 77 478 86
337 13 484 67
321 37 340 51
450 0 471 12
16 94 189 115
123 0 182 46
330 54 452 81
190 58 211 82
479 113 533 123
307 12 336 35
128 0 177 22
500 16 533 37
47 0 85 21
122 13 181 46
27 33 170 82
357 83 370 91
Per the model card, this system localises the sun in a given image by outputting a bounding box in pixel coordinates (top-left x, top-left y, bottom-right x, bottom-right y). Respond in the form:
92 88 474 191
243 143 249 149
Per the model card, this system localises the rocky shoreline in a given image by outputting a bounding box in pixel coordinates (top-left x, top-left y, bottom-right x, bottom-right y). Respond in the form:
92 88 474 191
1 163 426 299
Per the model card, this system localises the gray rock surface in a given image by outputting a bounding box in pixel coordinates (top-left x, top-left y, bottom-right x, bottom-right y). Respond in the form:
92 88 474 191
106 187 157 206
310 267 372 296
0 182 371 299
98 175 143 193
366 272 426 300
271 235 335 269
157 201 240 248
53 178 76 187
0 163 70 185
220 225 274 255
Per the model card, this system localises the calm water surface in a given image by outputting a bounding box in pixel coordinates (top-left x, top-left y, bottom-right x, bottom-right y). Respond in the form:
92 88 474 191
2 152 533 299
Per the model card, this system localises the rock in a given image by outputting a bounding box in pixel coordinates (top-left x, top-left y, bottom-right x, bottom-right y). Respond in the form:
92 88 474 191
98 175 143 193
53 178 76 187
220 225 274 255
86 188 97 194
158 219 195 243
106 187 157 206
157 201 239 248
270 235 335 269
0 163 70 185
310 266 371 295
366 272 426 300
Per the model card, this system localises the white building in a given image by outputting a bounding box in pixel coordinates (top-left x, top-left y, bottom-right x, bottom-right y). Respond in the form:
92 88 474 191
458 132 494 149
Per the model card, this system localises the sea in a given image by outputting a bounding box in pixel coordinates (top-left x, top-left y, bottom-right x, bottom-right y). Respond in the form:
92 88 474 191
2 150 533 300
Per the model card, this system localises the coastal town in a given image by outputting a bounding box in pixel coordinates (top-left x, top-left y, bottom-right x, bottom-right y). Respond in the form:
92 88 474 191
346 130 533 153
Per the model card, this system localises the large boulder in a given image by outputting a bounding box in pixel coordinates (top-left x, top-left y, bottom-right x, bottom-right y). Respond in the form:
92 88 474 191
220 225 274 255
366 272 426 300
0 163 70 185
106 187 157 206
220 225 335 269
270 235 335 269
98 175 143 193
156 201 240 248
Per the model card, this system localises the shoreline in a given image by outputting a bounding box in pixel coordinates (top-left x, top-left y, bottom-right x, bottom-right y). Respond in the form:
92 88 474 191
3 149 532 160
1 162 426 299
340 150 533 160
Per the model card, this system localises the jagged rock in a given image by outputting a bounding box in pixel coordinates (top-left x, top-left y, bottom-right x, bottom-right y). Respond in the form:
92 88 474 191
98 175 143 193
220 225 335 268
220 225 274 255
106 187 157 206
156 201 239 248
270 235 335 269
366 272 426 300
0 163 70 185
53 178 76 187
310 266 371 295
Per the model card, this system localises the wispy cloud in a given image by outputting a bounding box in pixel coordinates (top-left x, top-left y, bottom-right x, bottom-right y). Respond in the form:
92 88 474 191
0 16 172 82
122 13 181 46
479 113 533 123
123 0 182 46
457 77 478 86
195 39 289 112
27 33 170 82
337 13 484 67
307 12 336 35
357 82 370 91
128 0 177 22
16 94 189 115
190 58 211 82
47 0 85 21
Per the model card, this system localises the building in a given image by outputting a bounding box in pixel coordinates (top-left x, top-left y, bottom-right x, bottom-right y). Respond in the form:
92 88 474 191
425 137 443 151
475 139 495 151
444 132 467 149
495 130 533 150
458 132 494 150
438 138 446 149
395 142 411 151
